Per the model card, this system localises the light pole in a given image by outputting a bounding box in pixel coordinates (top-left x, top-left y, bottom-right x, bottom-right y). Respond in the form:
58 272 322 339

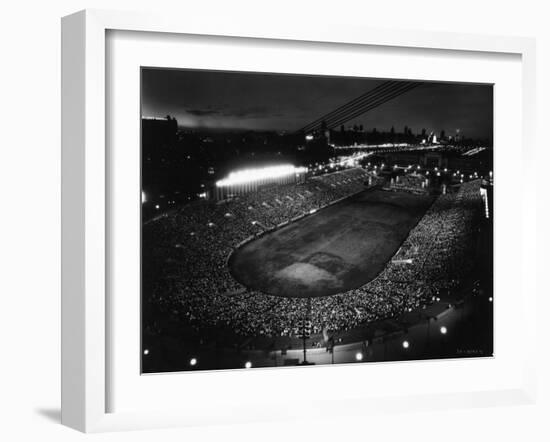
300 297 312 365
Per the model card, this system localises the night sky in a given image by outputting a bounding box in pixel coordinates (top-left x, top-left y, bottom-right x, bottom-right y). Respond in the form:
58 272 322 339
141 68 493 139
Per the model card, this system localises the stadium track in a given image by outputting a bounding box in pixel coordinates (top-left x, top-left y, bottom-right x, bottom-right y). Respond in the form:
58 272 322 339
229 189 435 298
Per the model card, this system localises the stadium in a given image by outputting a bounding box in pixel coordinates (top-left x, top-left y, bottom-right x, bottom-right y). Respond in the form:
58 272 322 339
141 70 494 373
142 156 493 372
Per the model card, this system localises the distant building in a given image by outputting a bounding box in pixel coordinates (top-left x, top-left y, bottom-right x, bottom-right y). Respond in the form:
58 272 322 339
142 116 178 151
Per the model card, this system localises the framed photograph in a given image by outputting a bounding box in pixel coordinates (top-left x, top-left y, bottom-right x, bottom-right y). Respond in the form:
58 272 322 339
62 9 537 432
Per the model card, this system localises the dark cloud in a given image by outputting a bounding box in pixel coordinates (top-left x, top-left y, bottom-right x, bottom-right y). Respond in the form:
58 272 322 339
223 107 284 118
185 108 221 116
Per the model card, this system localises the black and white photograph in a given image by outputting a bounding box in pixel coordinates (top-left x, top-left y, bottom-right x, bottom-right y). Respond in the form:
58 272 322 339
140 68 494 373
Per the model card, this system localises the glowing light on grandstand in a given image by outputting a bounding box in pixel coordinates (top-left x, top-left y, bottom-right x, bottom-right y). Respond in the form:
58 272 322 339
402 341 410 349
155 204 160 210
216 165 307 187
244 361 252 369
142 191 147 204
355 352 363 361
143 349 149 355
305 134 314 141
440 326 447 335
489 297 493 302
189 358 197 366
309 209 317 214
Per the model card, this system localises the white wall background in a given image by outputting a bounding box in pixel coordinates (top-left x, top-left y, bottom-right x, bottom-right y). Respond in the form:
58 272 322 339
0 1 548 440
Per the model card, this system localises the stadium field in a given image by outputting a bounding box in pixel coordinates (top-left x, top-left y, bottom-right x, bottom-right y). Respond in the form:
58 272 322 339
229 189 435 298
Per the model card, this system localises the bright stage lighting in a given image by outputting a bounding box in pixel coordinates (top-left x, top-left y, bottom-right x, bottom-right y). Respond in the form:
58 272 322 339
216 165 307 187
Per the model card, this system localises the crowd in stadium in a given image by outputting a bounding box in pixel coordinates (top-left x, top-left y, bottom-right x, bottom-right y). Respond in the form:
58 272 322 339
144 169 483 340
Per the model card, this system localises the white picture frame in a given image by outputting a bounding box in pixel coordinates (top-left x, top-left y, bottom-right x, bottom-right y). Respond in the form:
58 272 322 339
61 9 537 433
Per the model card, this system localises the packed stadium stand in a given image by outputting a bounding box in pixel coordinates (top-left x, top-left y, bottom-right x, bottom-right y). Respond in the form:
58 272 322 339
143 169 482 341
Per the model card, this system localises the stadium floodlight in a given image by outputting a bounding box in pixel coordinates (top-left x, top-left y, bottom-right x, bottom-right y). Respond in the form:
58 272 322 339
143 349 149 355
155 204 160 210
440 326 447 335
355 352 363 361
189 358 197 366
244 361 252 369
489 297 493 302
216 165 307 187
402 340 410 349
